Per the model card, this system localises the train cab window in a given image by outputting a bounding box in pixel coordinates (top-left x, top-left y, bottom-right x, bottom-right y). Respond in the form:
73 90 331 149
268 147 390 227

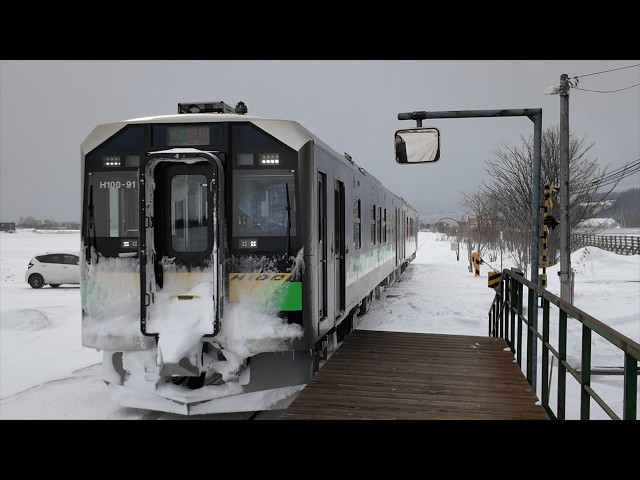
170 174 208 252
233 170 296 239
86 171 139 238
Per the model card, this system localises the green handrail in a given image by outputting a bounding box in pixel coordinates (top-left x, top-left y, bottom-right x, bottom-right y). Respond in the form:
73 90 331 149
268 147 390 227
488 268 639 420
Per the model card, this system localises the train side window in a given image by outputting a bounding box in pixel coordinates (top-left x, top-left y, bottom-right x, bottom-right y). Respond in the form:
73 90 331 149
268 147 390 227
352 199 361 250
371 205 382 245
376 206 382 244
383 208 387 243
370 205 376 245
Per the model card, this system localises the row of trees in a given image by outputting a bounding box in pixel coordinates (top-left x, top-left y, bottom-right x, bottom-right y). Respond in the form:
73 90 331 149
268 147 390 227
596 188 640 227
14 217 80 230
457 125 637 273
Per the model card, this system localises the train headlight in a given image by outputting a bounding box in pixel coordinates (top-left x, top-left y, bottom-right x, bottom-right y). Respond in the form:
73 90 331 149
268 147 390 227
103 156 121 167
239 238 258 249
101 155 138 168
259 153 280 165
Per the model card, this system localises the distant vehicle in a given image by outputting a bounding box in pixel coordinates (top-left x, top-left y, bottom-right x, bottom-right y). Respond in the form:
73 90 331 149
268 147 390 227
1 222 16 232
25 252 80 288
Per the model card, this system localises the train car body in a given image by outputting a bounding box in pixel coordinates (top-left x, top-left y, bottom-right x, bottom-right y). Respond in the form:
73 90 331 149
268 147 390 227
80 101 419 415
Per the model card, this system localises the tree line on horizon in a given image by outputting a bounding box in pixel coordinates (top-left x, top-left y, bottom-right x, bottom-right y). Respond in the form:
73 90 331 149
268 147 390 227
13 217 80 230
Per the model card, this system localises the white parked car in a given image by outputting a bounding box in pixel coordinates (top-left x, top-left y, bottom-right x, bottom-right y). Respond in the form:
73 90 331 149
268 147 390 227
25 252 80 288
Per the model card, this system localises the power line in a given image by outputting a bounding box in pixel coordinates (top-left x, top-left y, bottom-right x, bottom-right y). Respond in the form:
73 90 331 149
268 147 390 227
573 83 639 93
599 161 640 183
569 63 640 93
573 63 640 79
599 159 640 180
596 159 640 187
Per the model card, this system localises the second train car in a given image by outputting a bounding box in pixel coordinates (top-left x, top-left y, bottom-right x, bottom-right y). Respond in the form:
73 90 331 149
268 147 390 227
80 101 430 415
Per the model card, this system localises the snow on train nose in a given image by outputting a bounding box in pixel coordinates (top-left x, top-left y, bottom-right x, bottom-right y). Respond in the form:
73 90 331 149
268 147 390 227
158 349 201 377
153 291 214 377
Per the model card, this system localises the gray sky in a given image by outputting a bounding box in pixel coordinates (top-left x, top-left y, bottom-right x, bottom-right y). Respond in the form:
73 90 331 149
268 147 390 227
1 60 638 223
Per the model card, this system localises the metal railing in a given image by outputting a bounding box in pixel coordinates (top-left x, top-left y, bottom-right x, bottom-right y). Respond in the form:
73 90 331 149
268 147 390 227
488 268 639 420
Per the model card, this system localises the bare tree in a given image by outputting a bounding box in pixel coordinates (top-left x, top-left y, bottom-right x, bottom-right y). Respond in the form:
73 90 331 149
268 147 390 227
461 190 531 273
460 192 497 256
460 125 622 268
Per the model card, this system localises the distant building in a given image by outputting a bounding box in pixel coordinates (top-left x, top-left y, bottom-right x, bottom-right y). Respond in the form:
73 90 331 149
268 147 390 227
575 218 620 231
0 222 16 232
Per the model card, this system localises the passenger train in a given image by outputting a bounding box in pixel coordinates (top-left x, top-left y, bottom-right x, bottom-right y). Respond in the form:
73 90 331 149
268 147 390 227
80 101 437 415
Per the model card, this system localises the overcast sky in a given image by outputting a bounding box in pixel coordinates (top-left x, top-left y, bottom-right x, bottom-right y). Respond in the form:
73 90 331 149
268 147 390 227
1 60 638 223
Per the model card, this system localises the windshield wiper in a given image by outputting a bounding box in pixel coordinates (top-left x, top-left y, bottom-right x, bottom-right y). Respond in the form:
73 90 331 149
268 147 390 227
285 182 291 258
87 185 98 264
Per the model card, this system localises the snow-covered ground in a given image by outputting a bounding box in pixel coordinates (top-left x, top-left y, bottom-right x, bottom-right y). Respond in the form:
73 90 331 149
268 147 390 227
1 229 638 419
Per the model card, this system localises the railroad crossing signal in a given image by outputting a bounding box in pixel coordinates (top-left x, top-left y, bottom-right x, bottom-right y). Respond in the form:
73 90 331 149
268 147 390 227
544 215 560 230
541 182 560 287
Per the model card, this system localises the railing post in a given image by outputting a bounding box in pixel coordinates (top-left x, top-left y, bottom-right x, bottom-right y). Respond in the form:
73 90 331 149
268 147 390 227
509 274 517 353
623 354 638 420
499 278 505 338
557 309 568 420
541 298 551 413
526 287 536 388
516 279 524 367
580 325 592 420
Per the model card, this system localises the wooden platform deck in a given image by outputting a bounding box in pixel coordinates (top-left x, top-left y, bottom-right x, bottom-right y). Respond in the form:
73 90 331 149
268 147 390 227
280 329 549 420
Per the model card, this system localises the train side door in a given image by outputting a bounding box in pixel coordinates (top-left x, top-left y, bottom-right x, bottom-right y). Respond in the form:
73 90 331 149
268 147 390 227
334 180 345 316
401 210 406 260
395 206 400 268
318 172 327 321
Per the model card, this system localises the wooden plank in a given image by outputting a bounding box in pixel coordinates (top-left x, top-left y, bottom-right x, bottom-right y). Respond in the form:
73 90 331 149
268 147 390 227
280 329 549 420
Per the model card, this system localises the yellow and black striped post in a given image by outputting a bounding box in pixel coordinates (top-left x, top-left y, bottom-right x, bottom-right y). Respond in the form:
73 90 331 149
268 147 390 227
488 270 501 289
472 252 481 276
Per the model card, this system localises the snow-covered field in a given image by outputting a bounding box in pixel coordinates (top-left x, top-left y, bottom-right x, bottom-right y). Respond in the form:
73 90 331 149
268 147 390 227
1 229 638 419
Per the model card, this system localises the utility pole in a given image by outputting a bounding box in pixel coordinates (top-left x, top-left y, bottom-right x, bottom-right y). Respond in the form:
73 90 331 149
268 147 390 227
559 74 572 303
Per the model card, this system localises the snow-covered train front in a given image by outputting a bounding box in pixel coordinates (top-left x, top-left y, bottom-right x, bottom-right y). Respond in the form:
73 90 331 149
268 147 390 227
80 101 430 415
